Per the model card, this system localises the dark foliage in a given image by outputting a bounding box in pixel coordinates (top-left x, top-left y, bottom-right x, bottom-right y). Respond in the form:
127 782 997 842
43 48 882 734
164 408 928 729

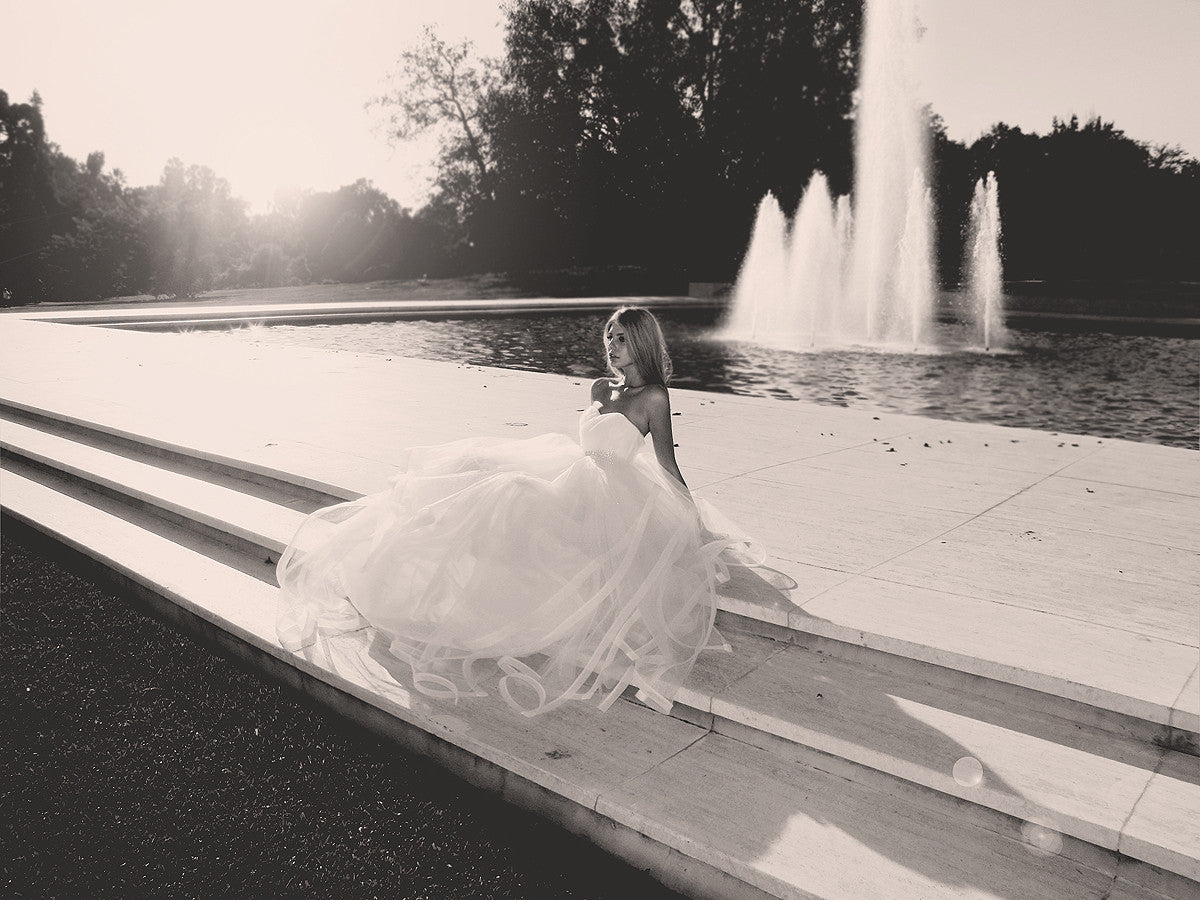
3 3 1198 305
464 0 862 279
961 116 1200 282
1 90 70 302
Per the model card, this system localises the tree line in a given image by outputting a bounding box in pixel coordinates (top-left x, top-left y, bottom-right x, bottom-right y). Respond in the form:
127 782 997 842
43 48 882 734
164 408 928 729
1 90 453 304
3 0 1197 305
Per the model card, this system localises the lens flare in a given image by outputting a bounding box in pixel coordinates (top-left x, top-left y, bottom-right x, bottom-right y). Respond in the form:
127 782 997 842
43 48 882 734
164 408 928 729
952 756 984 787
1020 820 1064 857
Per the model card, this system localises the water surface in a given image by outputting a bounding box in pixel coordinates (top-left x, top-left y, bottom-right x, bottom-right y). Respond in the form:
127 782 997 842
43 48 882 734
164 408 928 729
177 313 1198 449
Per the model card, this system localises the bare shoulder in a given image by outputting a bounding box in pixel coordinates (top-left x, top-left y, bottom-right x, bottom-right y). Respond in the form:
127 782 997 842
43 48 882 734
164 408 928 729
638 383 671 416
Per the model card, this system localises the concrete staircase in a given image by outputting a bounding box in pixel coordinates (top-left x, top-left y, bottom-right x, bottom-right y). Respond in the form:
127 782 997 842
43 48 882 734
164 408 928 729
3 398 1198 900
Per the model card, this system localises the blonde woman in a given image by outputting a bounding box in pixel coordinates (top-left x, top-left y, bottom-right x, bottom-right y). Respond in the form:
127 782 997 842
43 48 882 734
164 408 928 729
592 306 689 489
277 306 759 716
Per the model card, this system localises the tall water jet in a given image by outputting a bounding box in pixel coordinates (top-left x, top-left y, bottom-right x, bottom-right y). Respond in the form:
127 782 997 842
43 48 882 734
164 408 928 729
896 172 935 349
725 193 787 340
965 171 1007 350
725 0 938 349
849 0 932 345
830 195 855 338
785 173 840 345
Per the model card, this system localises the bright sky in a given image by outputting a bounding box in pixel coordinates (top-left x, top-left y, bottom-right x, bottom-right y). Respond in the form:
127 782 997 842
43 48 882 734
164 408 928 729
5 0 1198 213
915 0 1200 156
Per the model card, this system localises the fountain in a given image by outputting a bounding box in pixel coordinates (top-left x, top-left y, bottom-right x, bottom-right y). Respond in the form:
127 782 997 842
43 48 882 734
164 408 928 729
725 0 1003 352
724 194 789 339
964 171 1007 351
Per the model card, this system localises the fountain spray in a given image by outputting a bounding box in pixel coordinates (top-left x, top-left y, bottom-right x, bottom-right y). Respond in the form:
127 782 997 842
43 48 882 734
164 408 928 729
965 172 1007 351
726 0 1009 353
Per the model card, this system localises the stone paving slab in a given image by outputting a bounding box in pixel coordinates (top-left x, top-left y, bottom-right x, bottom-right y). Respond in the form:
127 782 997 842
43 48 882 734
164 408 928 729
294 627 711 815
748 447 1047 516
706 640 1177 856
596 731 1118 899
2 314 1197 737
1060 443 1200 497
1121 749 1200 882
900 419 1109 476
794 577 1198 731
673 629 791 717
698 474 979 573
1178 666 1200 730
985 477 1200 552
0 418 308 553
0 468 283 650
865 514 1199 645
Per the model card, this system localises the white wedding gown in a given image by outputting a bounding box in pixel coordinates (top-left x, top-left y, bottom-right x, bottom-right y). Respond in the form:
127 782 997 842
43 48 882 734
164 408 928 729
276 399 761 716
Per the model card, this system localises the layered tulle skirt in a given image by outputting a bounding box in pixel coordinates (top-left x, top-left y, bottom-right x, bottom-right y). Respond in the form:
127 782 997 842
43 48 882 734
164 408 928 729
277 432 757 716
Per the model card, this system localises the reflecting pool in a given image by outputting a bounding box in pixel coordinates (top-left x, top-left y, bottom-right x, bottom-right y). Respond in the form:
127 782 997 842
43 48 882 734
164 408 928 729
176 312 1198 449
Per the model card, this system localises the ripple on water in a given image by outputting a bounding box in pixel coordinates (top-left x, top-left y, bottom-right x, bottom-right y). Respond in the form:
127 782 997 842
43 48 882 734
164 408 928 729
182 315 1198 449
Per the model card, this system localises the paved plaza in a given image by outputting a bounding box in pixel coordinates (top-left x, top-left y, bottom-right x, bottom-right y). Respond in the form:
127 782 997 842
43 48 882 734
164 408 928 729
2 305 1197 898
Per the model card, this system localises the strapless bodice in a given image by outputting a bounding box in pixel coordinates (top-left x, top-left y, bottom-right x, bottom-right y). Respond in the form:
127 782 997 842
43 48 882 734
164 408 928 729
579 401 644 462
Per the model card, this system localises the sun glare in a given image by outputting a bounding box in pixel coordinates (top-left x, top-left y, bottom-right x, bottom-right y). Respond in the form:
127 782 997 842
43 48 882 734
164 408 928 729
7 0 505 212
6 0 1197 210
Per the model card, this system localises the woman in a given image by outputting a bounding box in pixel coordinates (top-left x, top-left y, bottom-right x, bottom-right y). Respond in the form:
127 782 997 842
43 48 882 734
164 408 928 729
276 306 759 716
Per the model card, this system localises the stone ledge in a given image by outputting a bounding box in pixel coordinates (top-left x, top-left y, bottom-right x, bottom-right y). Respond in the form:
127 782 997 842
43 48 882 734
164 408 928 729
6 294 720 328
2 339 1194 740
680 630 1200 879
0 394 358 502
8 431 1195 881
7 468 1163 899
1 417 307 555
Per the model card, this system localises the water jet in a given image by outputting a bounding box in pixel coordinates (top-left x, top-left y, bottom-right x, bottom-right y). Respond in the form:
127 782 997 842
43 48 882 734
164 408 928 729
726 0 1003 352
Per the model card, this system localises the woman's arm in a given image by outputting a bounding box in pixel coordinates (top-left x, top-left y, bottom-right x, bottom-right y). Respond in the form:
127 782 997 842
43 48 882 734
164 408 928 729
643 385 688 491
590 377 611 405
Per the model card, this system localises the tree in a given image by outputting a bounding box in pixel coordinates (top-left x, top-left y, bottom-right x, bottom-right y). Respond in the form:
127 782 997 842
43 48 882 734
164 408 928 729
141 159 247 297
1 93 156 303
372 26 499 204
0 90 67 302
675 0 862 202
963 115 1200 282
486 0 626 266
37 150 150 301
296 179 411 282
479 0 862 275
371 25 503 270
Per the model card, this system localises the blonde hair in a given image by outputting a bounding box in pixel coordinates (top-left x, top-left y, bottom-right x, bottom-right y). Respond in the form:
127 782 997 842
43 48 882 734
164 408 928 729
605 306 673 385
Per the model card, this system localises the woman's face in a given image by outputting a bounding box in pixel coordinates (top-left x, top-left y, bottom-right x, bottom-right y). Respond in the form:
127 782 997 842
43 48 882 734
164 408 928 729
605 321 632 369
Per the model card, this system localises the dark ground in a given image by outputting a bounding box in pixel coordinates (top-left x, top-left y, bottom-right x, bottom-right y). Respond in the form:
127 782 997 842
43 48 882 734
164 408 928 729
0 534 684 899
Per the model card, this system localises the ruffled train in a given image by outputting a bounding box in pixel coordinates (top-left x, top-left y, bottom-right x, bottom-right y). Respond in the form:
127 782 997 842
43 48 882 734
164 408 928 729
277 429 761 716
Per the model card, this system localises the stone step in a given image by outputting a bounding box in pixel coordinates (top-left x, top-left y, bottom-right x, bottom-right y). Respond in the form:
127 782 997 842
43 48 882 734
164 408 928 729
0 396 355 506
6 404 1191 751
4 417 1197 892
6 467 1179 900
0 416 308 558
7 391 1189 757
4 381 1195 753
677 629 1200 885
